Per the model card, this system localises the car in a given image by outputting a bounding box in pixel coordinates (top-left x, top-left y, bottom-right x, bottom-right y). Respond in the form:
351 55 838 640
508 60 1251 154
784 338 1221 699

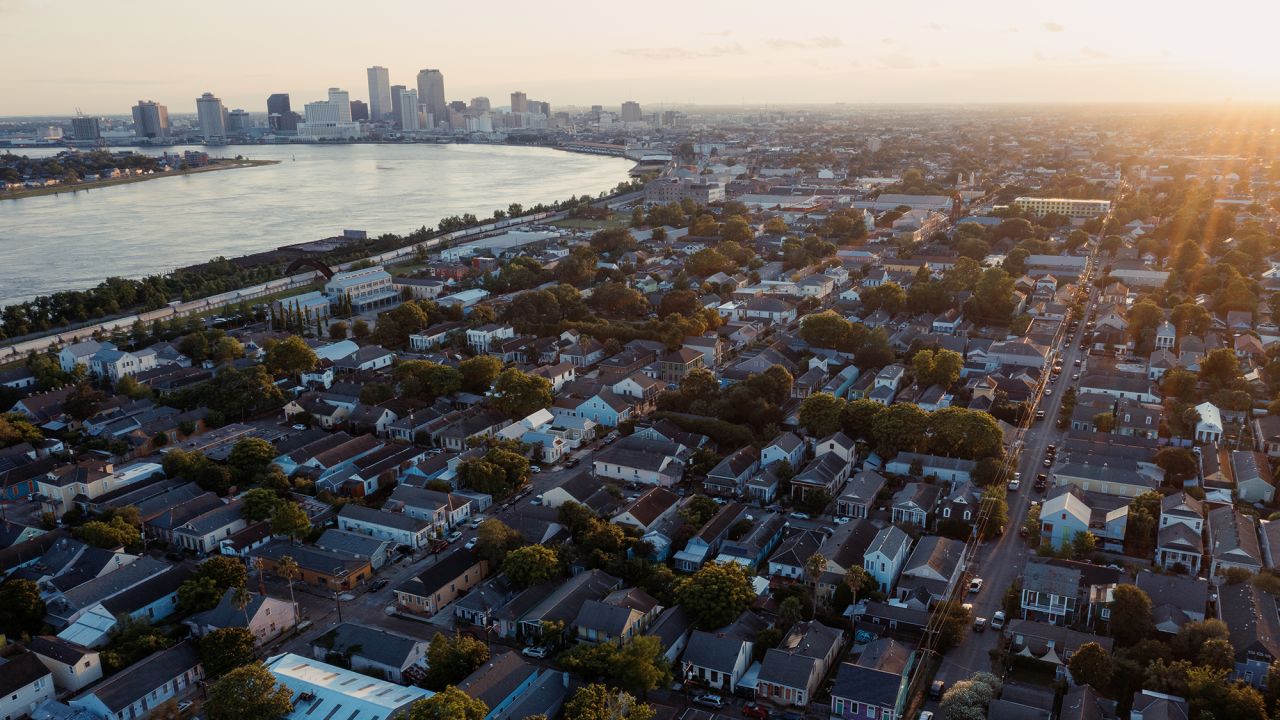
968 577 983 593
919 712 935 720
1044 388 1053 396
1035 410 1046 420
464 537 479 550
788 511 811 520
693 694 725 709
929 680 946 700
1047 444 1056 453
743 705 770 720
521 645 549 659
1074 359 1082 366
973 617 987 632
1071 373 1079 380
369 578 388 591
991 611 1006 629
530 465 542 474
446 531 463 543
1043 458 1052 467
1008 478 1020 491
177 701 194 714
290 424 307 431
834 516 851 524
565 457 580 468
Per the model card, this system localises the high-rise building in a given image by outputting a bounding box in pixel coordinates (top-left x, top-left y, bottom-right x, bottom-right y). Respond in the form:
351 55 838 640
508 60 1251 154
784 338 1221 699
620 101 642 122
226 109 253 134
267 93 298 133
510 91 528 113
529 100 551 116
196 92 228 140
131 100 169 139
71 115 100 141
296 89 363 139
350 100 369 122
416 69 446 129
398 89 420 131
327 88 352 123
470 97 490 112
366 65 392 121
448 100 466 114
390 85 407 126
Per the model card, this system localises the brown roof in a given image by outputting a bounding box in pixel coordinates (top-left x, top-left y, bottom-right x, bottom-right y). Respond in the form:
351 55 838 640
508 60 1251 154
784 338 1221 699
619 487 679 527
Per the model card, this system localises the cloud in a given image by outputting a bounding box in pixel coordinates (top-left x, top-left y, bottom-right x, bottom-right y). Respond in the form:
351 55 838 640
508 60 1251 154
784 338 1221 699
1082 46 1111 59
617 43 747 60
1044 21 1065 32
767 36 843 50
879 53 920 70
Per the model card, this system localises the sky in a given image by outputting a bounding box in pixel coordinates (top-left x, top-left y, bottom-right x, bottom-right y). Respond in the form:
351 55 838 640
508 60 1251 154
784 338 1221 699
4 0 1279 116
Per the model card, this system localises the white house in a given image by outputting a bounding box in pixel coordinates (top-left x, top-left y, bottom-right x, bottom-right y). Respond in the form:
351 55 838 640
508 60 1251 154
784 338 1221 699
0 653 55 720
337 504 434 549
863 525 911 593
1195 402 1224 444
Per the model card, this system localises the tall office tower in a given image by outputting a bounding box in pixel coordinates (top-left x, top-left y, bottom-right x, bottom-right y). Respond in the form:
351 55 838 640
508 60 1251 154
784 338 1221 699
132 100 169 138
196 92 228 139
327 88 352 123
529 100 550 116
398 89 420 131
267 93 297 132
448 100 466 113
350 100 369 122
470 96 491 112
71 115 100 140
510 91 528 113
226 109 253 133
620 101 642 122
389 85 407 125
367 65 392 120
416 69 446 128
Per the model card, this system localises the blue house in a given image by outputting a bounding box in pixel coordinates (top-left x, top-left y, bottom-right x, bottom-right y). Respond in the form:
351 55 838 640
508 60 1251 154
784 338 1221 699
458 651 541 720
830 638 912 720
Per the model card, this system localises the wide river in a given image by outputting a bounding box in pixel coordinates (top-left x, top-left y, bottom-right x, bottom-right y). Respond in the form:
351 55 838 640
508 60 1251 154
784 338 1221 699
0 144 631 306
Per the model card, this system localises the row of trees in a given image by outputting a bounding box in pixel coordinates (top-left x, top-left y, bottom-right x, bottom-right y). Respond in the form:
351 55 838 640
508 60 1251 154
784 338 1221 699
799 394 1006 462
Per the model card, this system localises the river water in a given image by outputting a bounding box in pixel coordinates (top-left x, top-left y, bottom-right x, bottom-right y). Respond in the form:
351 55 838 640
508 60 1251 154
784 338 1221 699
0 143 631 306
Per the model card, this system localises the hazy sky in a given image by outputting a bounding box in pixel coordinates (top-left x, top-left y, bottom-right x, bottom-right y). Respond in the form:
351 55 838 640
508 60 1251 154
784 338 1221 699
4 0 1278 115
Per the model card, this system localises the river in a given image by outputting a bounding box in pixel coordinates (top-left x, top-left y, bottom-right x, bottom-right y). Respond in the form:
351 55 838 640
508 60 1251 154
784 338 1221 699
0 143 631 306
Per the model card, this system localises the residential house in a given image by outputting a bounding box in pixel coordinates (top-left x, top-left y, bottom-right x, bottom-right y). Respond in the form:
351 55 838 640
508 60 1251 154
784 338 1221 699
185 588 297 646
0 653 54 720
314 529 391 570
716 511 786 570
252 541 373 591
885 452 975 487
761 432 806 469
895 536 966 609
1130 691 1190 720
573 588 661 646
791 452 852 502
837 470 887 519
1232 450 1275 504
1004 619 1114 680
1039 485 1129 553
1219 582 1280 687
69 641 203 720
497 569 621 642
1135 571 1208 635
592 436 685 487
1019 558 1121 627
394 549 488 617
28 636 102 694
611 487 681 534
1252 415 1280 459
890 482 941 528
829 638 912 720
263 653 430 719
756 621 845 708
337 504 433 550
673 503 749 572
1208 505 1263 576
1157 493 1204 573
679 613 764 692
704 447 760 497
457 651 540 720
863 525 911 594
386 485 472 535
172 500 247 556
1195 401 1224 444
309 623 429 684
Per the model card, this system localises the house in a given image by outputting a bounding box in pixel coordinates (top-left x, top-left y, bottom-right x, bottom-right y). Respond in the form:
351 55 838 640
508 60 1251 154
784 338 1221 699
573 588 661 645
69 641 203 720
252 541 373 591
986 338 1050 368
314 529 391 570
1039 485 1129 553
1253 415 1280 459
756 621 845 708
1135 571 1207 635
497 569 621 642
454 576 517 628
1220 582 1280 687
337 504 433 550
837 470 886 519
1003 619 1114 680
768 530 826 580
28 636 102 694
1060 685 1118 720
890 482 941 528
895 536 966 608
829 638 912 720
0 653 55 720
467 324 516 353
172 499 247 556
673 503 750 572
611 487 681 533
1232 450 1275 504
1195 401 1224 444
394 549 488 616
791 452 852 502
680 619 758 692
682 335 727 369
761 431 806 469
885 452 975 486
716 511 786 570
1019 558 1121 627
185 588 298 646
457 651 540 720
741 296 798 324
310 623 429 684
1130 691 1190 720
863 525 911 593
592 436 685 487
386 485 472 534
1208 505 1263 576
704 446 760 497
537 472 621 515
264 653 430 719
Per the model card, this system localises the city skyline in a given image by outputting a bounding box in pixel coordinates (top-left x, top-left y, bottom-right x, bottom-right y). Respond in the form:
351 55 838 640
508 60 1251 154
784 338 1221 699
4 0 1280 115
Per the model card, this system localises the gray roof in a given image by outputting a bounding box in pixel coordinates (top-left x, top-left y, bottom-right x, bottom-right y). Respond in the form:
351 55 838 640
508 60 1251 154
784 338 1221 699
339 503 429 533
1208 506 1262 567
315 529 390 558
458 651 539 712
188 588 272 631
311 623 425 670
0 653 52 697
77 641 200 713
682 630 750 674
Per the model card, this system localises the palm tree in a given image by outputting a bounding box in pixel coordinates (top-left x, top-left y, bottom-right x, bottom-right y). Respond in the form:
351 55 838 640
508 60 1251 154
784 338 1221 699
804 553 828 618
233 585 253 627
843 566 872 632
278 555 299 619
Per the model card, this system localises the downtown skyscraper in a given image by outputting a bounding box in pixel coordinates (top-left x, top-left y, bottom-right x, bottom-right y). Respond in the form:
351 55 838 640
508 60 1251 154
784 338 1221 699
131 100 169 138
195 92 228 140
367 66 391 121
416 69 446 129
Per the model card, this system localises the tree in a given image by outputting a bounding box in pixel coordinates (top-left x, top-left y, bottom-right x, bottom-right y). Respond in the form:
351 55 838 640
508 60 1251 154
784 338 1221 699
1070 530 1097 559
228 437 277 484
271 501 311 543
352 319 370 339
978 494 1008 540
178 556 248 613
1200 348 1242 389
686 248 733 278
871 403 928 456
1199 637 1236 672
1109 584 1154 646
676 561 756 630
423 634 490 690
407 686 487 720
394 360 462 400
492 368 553 420
840 398 883 441
64 381 105 421
459 355 503 393
778 596 806 625
563 684 655 720
965 267 1016 324
912 348 963 389
328 321 348 340
1069 642 1114 689
800 311 853 349
799 393 845 437
205 663 294 720
927 407 1005 460
199 627 257 676
939 672 1001 720
75 516 139 549
1171 619 1230 661
475 518 524 567
804 552 828 615
679 494 719 529
276 555 299 612
657 289 699 319
502 544 559 588
559 636 672 695
1171 302 1212 335
0 579 45 637
861 282 907 315
264 335 318 376
1155 447 1198 484
936 600 972 653
211 336 245 363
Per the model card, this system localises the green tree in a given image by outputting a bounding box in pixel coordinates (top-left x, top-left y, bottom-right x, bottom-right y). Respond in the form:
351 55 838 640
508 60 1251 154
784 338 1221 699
799 311 853 349
936 600 972 653
912 348 963 389
1200 348 1242 389
178 556 248 613
328 321 348 340
199 627 257 676
840 398 884 441
799 393 846 437
1110 584 1154 646
678 494 719 529
1155 447 1198 484
423 634 490 690
264 335 318 376
559 636 671 695
206 663 294 720
228 437 277 484
861 282 907 315
939 672 1001 720
394 360 463 400
564 684 655 720
1069 642 1114 689
75 517 140 549
407 686 488 720
270 501 311 543
871 403 928 456
492 368 553 419
676 561 756 630
502 544 559 588
0 579 45 637
474 518 524 567
927 407 1005 460
459 355 503 393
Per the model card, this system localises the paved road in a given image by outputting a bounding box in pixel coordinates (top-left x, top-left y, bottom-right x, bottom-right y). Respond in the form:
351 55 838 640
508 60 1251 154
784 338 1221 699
930 256 1101 695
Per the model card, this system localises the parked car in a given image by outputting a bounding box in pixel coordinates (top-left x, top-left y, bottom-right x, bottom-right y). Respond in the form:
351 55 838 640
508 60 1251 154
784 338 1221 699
919 712 935 720
973 617 987 632
565 457 580 468
530 465 542 474
693 694 724 709
968 577 983 593
930 680 946 700
369 579 388 591
446 530 463 543
743 704 769 719
1008 478 1020 491
521 646 549 659
464 537 479 550
428 539 448 554
991 611 1006 630
834 516 851 524
788 511 811 520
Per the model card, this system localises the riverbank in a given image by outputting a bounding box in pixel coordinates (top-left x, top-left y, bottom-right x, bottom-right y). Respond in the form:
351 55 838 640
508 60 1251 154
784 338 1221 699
1 158 279 200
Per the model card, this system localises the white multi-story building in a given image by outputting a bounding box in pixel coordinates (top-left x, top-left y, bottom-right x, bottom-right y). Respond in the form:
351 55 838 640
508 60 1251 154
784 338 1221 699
195 92 227 140
297 88 363 139
1014 197 1112 218
323 265 398 312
